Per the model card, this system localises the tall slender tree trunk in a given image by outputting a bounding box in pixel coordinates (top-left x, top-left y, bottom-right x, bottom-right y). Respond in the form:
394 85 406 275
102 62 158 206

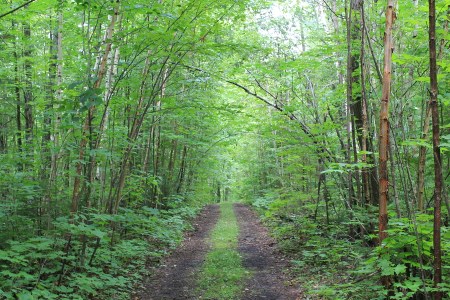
50 9 63 189
418 6 449 212
417 107 432 211
23 22 33 144
379 0 395 290
345 0 354 222
165 137 178 196
13 20 23 162
176 145 188 194
379 0 395 243
71 5 119 215
428 0 442 298
360 3 379 207
40 14 59 230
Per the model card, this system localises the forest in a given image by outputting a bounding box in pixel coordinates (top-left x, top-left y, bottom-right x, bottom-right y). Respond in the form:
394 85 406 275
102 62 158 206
0 0 449 299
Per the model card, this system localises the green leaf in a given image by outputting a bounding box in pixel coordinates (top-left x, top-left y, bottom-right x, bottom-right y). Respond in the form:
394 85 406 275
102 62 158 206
394 264 406 275
16 291 33 300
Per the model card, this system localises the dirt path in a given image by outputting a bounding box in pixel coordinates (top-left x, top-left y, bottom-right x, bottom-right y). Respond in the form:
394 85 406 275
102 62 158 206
234 203 301 300
138 204 220 300
138 203 301 300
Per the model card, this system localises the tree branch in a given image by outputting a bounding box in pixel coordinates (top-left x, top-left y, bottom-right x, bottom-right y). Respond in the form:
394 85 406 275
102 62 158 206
0 0 37 19
180 63 335 161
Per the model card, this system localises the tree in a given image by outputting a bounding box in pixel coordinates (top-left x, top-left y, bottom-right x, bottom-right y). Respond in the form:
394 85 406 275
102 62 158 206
379 0 395 247
428 0 442 297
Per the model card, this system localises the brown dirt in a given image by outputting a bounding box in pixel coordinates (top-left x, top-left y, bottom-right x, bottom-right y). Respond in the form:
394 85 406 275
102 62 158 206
137 204 220 300
234 203 302 300
137 203 302 300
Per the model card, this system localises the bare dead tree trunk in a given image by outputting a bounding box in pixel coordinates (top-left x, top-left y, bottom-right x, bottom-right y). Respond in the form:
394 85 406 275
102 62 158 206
379 0 395 290
379 0 394 244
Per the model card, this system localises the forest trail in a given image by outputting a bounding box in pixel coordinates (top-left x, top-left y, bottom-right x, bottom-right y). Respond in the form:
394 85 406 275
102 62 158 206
138 203 301 300
138 204 220 299
234 203 301 300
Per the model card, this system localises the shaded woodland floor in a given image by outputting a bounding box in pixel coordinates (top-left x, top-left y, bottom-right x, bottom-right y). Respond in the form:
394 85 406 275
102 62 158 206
138 203 302 300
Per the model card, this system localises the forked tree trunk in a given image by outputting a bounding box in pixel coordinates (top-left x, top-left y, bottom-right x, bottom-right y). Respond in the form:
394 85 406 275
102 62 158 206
428 0 442 298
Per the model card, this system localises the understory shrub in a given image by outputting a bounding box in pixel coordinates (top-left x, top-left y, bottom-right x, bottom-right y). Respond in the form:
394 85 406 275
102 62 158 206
253 195 450 299
0 202 200 299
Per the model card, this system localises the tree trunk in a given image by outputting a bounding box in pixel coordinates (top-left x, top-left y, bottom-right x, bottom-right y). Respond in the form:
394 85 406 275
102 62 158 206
23 22 33 144
379 0 394 247
428 0 442 298
378 2 395 292
417 106 432 211
13 21 23 161
176 145 188 194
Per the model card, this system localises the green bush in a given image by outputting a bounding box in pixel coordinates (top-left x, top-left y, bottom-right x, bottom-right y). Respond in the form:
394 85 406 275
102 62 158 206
0 203 201 299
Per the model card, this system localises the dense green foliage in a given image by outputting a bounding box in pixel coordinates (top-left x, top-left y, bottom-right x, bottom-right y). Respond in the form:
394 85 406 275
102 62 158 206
0 0 255 297
0 201 199 299
1 0 450 298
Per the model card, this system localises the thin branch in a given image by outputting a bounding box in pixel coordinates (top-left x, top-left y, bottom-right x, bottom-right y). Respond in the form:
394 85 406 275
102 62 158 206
363 21 383 84
254 78 278 100
0 0 37 19
321 0 346 20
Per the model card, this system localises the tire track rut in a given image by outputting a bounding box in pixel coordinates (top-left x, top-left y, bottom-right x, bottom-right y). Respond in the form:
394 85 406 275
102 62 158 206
234 203 301 300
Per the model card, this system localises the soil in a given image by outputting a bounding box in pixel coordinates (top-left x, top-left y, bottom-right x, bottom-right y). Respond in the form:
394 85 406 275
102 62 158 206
138 203 302 300
234 203 302 300
138 204 220 300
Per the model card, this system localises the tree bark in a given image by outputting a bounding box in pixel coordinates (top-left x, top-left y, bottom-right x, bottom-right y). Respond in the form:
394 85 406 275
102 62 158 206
23 21 33 144
379 0 395 245
417 106 432 211
378 1 395 291
428 0 442 298
13 20 23 159
176 145 188 194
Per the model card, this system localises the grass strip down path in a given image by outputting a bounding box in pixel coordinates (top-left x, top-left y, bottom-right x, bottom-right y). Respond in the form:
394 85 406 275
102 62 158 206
197 202 249 299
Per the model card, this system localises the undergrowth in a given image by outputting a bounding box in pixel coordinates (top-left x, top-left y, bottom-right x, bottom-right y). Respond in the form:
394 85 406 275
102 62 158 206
0 199 200 299
250 193 450 299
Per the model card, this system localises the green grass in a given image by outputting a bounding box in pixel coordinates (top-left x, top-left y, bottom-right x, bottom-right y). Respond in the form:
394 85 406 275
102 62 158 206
197 202 249 299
